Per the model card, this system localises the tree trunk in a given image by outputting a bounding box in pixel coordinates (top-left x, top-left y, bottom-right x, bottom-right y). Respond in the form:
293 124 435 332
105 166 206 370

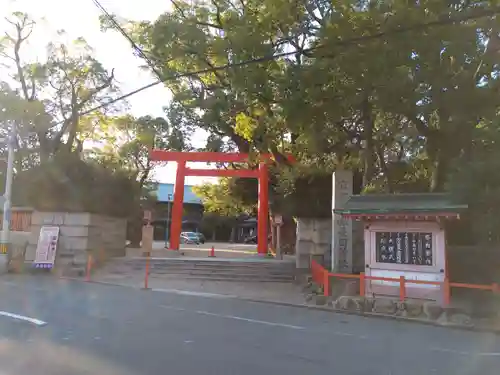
362 97 376 188
430 151 449 192
127 217 143 248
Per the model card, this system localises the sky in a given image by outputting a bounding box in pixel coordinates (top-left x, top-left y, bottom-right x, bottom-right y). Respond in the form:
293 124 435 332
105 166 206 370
1 0 217 185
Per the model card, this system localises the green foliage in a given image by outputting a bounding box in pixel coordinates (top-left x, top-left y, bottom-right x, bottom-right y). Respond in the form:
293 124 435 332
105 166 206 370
5 3 500 245
447 120 500 243
1 12 117 162
0 12 189 220
12 154 141 217
193 178 256 216
116 0 500 224
86 115 189 189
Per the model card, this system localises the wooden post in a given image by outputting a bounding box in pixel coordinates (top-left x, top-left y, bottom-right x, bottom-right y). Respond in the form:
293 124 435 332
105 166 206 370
276 223 282 260
143 254 150 290
492 283 499 294
323 269 330 297
359 272 365 297
443 277 451 306
141 223 154 256
85 253 93 282
399 276 406 302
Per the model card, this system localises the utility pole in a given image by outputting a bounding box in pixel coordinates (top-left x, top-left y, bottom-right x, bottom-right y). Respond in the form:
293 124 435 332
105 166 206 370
0 125 15 273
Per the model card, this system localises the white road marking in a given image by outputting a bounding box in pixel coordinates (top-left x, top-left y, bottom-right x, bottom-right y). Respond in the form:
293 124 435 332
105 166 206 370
0 311 47 326
152 288 236 299
431 347 500 357
330 331 368 339
162 305 304 330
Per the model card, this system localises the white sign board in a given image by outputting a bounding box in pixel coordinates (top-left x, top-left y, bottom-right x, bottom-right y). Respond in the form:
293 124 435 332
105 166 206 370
369 269 442 290
274 214 283 225
33 226 60 269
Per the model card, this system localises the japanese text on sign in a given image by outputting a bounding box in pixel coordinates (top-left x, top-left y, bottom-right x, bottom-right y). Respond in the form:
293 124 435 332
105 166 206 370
376 232 433 266
33 226 60 269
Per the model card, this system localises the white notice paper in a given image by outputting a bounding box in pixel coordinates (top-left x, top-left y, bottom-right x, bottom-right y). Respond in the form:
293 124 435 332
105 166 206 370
33 226 60 269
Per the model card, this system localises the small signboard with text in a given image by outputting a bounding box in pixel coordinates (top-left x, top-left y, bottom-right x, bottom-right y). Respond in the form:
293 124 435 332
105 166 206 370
33 226 60 269
273 214 283 226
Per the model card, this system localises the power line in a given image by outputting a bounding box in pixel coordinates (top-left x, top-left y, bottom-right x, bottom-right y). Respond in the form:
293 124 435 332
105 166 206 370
90 0 163 79
70 6 500 120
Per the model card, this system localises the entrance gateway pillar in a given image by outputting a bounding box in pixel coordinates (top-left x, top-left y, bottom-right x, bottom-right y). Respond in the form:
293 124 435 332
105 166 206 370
331 171 354 273
170 161 186 250
149 151 295 255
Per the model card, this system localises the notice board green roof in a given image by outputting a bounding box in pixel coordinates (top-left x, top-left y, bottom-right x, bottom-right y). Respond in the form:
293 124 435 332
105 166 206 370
333 193 467 219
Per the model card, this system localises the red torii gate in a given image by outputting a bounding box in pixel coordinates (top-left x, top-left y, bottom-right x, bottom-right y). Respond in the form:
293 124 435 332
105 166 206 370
150 150 293 255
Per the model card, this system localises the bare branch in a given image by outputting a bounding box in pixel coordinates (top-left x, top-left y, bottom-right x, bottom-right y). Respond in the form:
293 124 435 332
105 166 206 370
171 0 188 18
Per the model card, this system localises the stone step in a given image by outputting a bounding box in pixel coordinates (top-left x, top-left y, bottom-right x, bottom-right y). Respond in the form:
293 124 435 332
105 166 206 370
148 264 294 271
120 260 295 269
147 267 294 276
149 274 294 282
112 267 294 277
102 258 296 283
105 264 294 275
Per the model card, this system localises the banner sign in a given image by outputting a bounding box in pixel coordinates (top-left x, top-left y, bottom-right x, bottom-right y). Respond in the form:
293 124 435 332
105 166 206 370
33 226 60 269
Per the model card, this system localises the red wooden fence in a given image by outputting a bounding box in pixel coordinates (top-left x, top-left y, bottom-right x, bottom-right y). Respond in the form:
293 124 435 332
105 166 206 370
311 260 499 306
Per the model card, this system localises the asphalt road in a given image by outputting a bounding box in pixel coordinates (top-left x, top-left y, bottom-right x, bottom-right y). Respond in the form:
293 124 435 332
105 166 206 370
0 276 499 375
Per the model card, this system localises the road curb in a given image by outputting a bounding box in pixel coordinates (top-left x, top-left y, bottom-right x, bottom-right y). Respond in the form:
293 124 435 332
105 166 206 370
58 276 143 290
235 298 500 335
58 276 500 334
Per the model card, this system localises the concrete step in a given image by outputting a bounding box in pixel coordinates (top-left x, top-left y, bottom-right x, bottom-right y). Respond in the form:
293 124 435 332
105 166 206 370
111 264 294 273
150 274 294 282
102 257 296 282
121 258 295 267
148 268 294 277
117 261 294 270
148 264 294 271
106 265 294 277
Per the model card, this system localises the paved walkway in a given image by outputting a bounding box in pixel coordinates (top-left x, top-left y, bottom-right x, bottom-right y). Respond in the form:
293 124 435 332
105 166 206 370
92 270 306 305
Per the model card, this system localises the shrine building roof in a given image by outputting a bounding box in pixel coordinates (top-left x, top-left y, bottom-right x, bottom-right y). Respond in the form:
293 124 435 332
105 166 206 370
333 193 467 220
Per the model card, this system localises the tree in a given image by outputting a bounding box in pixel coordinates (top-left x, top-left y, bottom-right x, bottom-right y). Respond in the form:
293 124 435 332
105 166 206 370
0 83 53 170
121 1 500 187
42 36 118 156
193 178 255 217
86 115 189 189
73 1 500 241
1 12 119 163
83 114 192 245
12 153 142 218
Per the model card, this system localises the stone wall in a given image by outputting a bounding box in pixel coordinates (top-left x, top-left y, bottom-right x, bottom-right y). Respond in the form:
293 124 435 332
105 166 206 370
295 218 332 269
26 212 126 274
295 217 365 272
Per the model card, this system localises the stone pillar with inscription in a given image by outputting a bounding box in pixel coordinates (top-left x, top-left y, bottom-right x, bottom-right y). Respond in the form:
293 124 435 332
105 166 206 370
331 170 353 273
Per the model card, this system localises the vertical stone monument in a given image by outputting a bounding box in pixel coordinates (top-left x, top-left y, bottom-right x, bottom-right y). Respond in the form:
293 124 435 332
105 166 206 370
331 170 353 273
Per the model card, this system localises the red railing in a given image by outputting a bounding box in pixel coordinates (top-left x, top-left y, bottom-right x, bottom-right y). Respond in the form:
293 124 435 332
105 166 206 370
311 260 499 306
